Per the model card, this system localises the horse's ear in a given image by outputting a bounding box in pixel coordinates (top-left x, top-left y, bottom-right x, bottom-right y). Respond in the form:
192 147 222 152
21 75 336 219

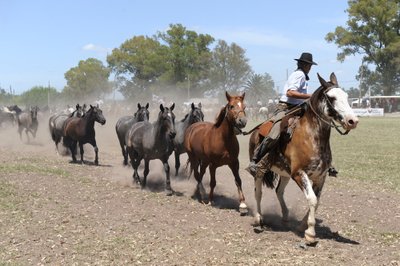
160 104 165 112
145 103 149 109
225 91 231 101
170 103 175 111
317 73 330 88
90 104 93 109
191 102 195 110
330 72 338 86
198 102 202 108
241 92 246 99
138 103 141 109
76 104 80 109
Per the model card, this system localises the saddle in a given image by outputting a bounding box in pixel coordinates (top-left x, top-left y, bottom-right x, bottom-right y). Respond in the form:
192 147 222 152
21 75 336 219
257 103 306 138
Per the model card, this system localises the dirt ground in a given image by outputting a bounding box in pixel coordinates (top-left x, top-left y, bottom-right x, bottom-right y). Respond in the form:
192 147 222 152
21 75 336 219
0 112 399 265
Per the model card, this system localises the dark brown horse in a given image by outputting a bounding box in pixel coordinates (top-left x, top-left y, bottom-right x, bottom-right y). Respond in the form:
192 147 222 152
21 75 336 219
184 92 248 213
248 73 358 244
17 106 39 143
126 103 176 195
63 105 106 165
49 104 86 154
115 103 150 166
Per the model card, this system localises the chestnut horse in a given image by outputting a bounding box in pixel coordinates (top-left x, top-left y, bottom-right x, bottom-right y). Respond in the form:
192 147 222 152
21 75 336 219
63 105 106 165
184 92 248 214
248 73 358 244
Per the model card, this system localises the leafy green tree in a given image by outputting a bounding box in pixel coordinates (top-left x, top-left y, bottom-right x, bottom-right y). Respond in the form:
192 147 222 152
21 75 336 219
345 86 362 98
157 23 214 97
64 58 111 101
326 0 400 95
19 86 59 107
208 40 252 96
107 35 168 100
244 73 276 105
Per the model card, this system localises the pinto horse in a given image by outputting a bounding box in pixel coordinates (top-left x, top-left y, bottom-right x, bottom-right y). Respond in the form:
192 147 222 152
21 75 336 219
63 105 106 165
126 103 176 195
115 103 150 165
249 73 358 244
184 92 248 213
173 102 204 176
17 106 39 143
49 104 86 153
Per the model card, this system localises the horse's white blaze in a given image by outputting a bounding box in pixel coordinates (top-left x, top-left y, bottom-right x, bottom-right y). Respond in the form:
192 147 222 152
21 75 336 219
327 87 358 129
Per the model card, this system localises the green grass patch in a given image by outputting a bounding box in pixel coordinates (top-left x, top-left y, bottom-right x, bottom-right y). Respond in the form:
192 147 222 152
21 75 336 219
240 117 400 192
0 180 21 212
331 117 400 192
0 162 69 177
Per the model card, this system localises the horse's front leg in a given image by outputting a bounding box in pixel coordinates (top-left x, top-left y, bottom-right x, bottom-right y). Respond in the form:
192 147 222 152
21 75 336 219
162 158 173 196
142 159 150 189
127 147 141 186
79 142 85 164
25 129 30 143
197 161 208 203
174 151 180 176
276 176 290 224
228 160 248 215
70 140 78 162
89 139 99 165
254 176 263 225
293 170 319 244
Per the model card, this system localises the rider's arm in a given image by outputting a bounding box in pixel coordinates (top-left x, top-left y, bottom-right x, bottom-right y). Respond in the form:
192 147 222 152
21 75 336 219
286 90 311 99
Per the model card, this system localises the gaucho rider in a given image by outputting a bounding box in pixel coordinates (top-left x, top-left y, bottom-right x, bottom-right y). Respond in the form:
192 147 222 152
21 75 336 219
246 52 318 178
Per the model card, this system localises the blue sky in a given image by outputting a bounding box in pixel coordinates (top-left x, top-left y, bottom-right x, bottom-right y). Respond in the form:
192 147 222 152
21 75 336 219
1 0 363 95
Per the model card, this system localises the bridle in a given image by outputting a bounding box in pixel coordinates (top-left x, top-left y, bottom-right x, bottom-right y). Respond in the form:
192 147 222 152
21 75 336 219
307 87 350 135
225 102 246 135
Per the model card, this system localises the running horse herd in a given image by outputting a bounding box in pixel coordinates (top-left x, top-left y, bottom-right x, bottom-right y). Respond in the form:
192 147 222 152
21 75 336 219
1 73 359 245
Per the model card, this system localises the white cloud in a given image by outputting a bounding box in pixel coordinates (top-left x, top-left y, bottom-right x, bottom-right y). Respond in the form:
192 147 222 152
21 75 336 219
82 43 110 53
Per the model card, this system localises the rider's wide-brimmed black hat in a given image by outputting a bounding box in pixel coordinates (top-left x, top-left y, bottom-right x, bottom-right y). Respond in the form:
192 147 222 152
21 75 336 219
295 52 317 65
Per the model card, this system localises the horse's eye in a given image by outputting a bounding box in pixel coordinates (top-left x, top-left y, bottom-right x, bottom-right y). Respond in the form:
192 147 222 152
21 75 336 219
230 105 234 110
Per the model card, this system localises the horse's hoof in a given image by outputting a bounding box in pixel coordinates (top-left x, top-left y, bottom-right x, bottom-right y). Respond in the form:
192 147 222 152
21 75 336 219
304 231 317 245
165 189 173 196
255 215 263 226
239 203 248 216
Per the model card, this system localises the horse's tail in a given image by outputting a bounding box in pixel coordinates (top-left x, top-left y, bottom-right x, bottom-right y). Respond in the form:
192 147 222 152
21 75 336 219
262 171 277 189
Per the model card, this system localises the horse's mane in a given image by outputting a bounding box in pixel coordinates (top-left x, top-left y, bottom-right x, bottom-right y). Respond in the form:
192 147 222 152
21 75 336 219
309 81 334 110
214 106 226 128
181 113 189 122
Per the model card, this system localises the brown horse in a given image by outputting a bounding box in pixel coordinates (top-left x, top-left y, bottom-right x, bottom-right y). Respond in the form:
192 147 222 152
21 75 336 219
248 73 358 244
184 91 248 214
63 105 106 165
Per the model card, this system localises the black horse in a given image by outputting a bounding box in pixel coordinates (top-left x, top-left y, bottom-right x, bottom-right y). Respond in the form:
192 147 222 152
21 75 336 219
49 104 86 153
115 103 150 165
63 105 106 165
126 103 176 195
17 106 39 143
173 102 204 176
